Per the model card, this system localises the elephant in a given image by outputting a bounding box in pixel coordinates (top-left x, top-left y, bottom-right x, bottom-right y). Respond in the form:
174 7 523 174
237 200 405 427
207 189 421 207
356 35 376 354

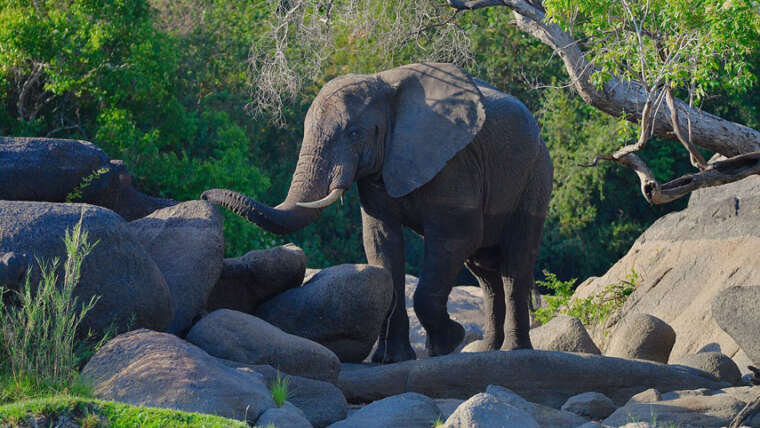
202 63 552 363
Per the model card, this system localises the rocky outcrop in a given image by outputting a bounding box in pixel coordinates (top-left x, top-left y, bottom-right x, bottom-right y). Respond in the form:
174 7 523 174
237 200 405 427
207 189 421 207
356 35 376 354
603 388 749 427
606 314 676 363
337 350 728 407
573 175 760 368
187 309 341 383
256 402 313 428
485 385 588 427
442 392 539 428
529 316 601 354
0 201 171 335
129 200 223 334
672 352 742 386
560 392 617 420
256 264 393 363
712 285 760 367
81 330 275 423
206 244 306 314
328 392 442 428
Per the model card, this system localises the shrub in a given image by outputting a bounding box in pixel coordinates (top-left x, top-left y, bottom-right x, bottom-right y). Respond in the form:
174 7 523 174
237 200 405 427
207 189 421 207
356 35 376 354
269 372 289 408
0 216 98 399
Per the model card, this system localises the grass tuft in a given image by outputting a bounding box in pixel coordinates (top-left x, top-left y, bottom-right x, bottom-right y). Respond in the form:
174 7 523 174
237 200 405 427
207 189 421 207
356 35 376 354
270 371 289 407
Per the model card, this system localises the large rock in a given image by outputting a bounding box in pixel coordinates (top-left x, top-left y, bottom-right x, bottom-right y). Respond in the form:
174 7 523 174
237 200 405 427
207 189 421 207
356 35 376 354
130 200 223 334
235 364 348 428
256 402 313 428
572 176 760 369
337 350 728 408
187 309 341 383
561 392 617 420
606 314 676 363
672 352 742 386
256 264 393 363
328 392 442 428
404 275 485 357
0 201 171 335
530 316 601 354
206 244 306 314
603 388 749 427
486 385 589 427
81 329 275 423
442 392 539 428
0 137 174 220
712 285 760 367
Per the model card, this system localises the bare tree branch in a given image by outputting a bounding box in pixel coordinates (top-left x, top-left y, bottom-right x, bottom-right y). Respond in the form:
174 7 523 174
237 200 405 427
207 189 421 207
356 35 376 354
665 86 707 170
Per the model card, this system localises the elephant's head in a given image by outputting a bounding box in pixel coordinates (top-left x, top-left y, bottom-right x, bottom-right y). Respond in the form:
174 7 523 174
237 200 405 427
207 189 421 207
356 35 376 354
202 63 485 234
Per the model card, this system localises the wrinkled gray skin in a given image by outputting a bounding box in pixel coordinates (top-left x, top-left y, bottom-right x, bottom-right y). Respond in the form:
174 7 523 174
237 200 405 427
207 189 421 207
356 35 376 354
202 63 552 363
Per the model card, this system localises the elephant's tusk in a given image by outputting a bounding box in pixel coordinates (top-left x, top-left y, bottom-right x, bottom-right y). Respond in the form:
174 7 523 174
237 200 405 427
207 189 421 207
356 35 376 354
296 188 345 209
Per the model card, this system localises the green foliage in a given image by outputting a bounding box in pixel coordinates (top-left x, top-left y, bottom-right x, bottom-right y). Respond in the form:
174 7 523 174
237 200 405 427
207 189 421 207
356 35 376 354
533 269 639 330
432 416 445 427
65 167 110 203
0 395 248 427
270 371 290 408
0 216 97 401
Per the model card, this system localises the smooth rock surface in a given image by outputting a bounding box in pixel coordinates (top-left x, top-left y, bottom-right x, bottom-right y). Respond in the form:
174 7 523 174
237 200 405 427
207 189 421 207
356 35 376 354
337 350 728 407
327 392 441 428
81 330 275 423
187 309 341 383
530 315 601 354
561 392 617 420
207 244 306 314
603 388 748 427
256 264 393 363
442 392 539 428
486 385 589 427
606 313 676 363
672 352 742 386
572 176 760 369
0 201 171 335
236 364 347 428
712 286 760 367
256 402 313 428
130 200 223 334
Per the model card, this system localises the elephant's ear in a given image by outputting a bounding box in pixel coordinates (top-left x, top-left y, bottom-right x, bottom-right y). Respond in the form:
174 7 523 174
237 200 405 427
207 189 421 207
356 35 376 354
377 63 485 198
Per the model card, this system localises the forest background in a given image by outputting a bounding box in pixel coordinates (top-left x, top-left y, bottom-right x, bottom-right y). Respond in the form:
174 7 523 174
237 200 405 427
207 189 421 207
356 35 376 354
2 0 758 282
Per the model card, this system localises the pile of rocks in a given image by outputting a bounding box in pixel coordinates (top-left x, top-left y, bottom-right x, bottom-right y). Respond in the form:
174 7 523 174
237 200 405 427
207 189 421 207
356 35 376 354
3 138 760 427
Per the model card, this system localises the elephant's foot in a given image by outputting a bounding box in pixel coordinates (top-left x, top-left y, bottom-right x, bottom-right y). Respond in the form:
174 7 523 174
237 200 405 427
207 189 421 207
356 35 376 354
425 319 465 357
371 338 416 364
501 334 532 351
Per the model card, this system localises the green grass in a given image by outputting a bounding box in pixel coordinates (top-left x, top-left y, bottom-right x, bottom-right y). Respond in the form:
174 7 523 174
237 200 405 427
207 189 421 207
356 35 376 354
0 395 249 427
432 416 444 427
270 371 289 407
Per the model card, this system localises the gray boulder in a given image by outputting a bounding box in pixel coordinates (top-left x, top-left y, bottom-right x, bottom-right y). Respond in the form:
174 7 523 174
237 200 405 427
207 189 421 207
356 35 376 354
561 392 617 420
207 244 306 314
572 176 760 367
606 313 676 363
187 309 340 383
256 264 393 363
337 350 728 408
712 285 760 367
328 392 441 428
256 402 313 428
672 352 742 386
603 388 748 427
442 392 539 428
530 315 601 354
130 200 223 334
81 329 275 423
234 364 347 428
0 201 171 335
486 385 589 427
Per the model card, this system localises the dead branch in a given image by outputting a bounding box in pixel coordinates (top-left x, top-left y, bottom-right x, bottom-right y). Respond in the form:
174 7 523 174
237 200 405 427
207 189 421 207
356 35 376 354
730 393 760 428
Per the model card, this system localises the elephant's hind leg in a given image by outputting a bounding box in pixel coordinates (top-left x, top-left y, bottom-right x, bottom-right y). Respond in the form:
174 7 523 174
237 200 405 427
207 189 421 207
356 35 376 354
464 247 506 351
500 210 546 351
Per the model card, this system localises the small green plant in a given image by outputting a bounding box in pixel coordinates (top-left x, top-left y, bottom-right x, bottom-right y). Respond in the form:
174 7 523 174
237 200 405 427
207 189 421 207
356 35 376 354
65 167 110 203
0 215 99 400
270 371 289 407
533 269 639 331
431 416 444 427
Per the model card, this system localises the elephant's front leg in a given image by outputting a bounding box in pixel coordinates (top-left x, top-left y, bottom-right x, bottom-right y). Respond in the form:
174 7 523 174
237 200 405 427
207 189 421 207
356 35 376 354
415 210 481 356
361 206 416 363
